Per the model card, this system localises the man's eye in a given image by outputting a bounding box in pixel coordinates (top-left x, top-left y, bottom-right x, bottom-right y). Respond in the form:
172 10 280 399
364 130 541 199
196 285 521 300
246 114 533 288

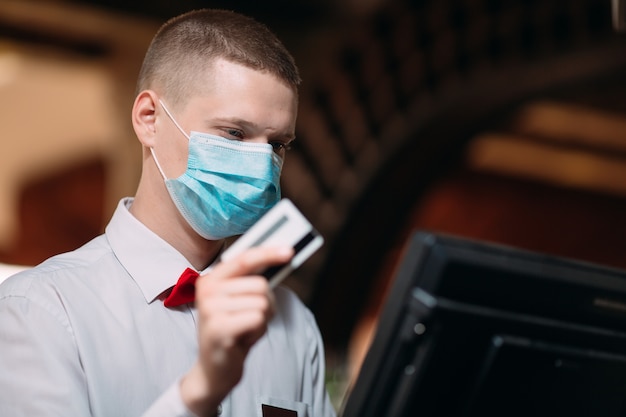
270 142 292 152
224 129 244 139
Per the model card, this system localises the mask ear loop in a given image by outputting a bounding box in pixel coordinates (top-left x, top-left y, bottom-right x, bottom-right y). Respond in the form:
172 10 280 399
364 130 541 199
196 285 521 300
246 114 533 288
159 99 191 140
150 99 192 181
149 147 168 181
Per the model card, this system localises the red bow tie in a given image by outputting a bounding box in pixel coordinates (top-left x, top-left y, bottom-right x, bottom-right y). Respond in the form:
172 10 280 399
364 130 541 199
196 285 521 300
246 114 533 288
164 268 200 307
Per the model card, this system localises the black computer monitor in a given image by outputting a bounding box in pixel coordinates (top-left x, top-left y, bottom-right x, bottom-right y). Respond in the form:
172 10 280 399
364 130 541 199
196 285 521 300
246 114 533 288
341 231 626 417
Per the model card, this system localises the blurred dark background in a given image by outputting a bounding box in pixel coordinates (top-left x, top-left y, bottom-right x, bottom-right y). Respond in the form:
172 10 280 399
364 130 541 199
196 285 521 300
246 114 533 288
2 0 626 402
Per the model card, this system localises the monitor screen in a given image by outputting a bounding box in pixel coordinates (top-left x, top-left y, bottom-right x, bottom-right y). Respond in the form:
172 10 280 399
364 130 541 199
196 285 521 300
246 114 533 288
341 231 626 417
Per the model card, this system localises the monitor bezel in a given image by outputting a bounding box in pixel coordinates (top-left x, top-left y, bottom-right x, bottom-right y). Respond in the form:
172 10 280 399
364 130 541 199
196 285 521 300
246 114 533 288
341 231 626 417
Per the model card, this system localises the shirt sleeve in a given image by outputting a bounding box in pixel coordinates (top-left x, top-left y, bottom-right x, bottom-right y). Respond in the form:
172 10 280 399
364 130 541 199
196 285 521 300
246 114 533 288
140 379 200 417
0 293 92 416
0 290 198 417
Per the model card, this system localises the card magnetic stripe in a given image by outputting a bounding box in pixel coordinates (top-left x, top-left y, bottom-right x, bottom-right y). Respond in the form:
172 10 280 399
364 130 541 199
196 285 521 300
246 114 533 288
262 230 319 280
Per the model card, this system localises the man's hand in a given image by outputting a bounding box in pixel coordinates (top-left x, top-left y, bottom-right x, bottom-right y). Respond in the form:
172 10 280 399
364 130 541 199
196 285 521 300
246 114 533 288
180 246 294 416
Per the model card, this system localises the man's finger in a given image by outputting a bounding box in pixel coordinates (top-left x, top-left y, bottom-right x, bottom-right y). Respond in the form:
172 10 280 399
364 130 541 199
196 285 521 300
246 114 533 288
208 246 294 281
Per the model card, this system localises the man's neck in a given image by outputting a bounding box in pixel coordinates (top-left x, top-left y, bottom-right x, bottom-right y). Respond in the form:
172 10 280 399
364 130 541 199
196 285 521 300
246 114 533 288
130 186 224 271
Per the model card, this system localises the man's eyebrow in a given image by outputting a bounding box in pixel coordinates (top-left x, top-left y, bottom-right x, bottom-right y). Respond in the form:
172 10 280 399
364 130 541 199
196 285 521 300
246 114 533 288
209 117 296 140
205 117 250 128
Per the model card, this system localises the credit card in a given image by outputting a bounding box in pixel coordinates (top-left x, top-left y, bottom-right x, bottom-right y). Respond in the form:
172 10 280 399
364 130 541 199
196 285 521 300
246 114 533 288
220 199 324 287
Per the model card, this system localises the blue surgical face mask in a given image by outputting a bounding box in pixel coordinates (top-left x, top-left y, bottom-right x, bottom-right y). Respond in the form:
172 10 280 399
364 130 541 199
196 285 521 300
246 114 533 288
151 100 283 240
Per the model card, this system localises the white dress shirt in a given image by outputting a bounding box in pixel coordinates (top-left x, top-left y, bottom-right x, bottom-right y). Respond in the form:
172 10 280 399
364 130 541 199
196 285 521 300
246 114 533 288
0 198 336 417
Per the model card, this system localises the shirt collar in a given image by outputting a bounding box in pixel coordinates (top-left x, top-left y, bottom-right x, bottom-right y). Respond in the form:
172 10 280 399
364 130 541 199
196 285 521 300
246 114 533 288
106 198 196 304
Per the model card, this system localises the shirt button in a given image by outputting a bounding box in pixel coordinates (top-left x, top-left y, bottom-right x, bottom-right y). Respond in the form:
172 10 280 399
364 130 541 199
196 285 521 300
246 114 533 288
217 404 222 415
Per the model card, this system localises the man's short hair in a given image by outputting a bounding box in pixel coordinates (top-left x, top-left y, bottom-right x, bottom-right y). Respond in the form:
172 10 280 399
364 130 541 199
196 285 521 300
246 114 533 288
136 9 301 106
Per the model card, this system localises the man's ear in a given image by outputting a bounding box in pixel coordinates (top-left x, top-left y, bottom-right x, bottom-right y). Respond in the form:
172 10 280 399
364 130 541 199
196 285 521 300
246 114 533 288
132 90 159 147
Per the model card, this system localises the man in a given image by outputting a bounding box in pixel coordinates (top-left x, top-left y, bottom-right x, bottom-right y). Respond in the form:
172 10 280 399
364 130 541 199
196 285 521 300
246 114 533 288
0 9 336 417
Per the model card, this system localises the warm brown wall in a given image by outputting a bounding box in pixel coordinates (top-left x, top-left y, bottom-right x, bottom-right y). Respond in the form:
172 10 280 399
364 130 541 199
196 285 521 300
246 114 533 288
346 168 626 379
